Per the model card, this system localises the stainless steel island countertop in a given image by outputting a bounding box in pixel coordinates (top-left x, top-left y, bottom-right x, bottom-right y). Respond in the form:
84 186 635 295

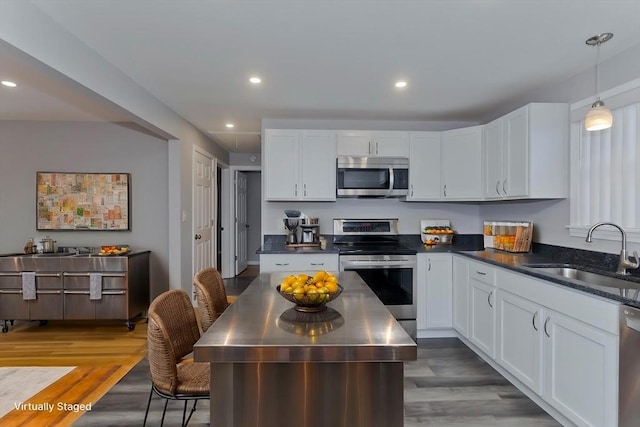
193 271 417 362
193 271 416 427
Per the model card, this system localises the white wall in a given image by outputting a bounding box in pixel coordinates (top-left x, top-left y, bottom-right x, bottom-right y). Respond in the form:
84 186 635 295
246 171 262 263
0 2 231 293
0 121 171 298
263 199 481 238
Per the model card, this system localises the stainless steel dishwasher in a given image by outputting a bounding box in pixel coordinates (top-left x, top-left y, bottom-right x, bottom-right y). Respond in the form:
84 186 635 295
619 305 640 427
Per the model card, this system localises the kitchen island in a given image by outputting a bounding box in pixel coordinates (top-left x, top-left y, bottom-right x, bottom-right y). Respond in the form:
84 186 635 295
193 271 417 427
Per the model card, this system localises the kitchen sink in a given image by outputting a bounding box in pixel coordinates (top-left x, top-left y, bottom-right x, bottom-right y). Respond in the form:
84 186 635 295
522 263 640 299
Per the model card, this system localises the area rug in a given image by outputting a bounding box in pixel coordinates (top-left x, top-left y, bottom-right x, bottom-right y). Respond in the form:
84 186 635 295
0 366 74 418
73 358 210 426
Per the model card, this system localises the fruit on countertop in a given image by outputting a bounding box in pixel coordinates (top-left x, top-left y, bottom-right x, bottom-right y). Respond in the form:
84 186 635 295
99 245 130 255
279 270 339 303
423 226 454 234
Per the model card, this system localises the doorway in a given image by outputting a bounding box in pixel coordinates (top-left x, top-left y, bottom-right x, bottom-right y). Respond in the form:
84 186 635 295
222 166 261 278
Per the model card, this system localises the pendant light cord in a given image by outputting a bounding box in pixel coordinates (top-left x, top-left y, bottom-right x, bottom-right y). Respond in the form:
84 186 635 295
595 41 601 102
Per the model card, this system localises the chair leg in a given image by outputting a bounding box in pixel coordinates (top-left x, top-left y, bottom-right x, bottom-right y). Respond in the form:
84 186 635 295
160 398 169 426
181 400 188 427
143 385 153 426
185 400 198 426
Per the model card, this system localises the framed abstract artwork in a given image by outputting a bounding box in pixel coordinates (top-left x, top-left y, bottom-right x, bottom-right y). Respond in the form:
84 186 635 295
36 172 131 231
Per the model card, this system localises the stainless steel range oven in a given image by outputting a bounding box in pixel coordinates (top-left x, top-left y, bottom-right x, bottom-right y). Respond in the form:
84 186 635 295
334 219 417 338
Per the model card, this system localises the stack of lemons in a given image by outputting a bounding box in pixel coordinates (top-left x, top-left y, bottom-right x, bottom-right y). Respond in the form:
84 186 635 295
279 271 339 303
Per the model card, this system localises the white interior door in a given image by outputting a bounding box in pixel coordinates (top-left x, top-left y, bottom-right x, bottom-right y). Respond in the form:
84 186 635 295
235 170 248 274
194 149 214 282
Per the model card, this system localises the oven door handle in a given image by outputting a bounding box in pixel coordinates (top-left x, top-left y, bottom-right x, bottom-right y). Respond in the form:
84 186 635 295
341 260 415 269
388 167 395 196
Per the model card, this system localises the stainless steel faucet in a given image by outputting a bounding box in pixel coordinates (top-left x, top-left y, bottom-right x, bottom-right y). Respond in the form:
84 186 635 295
585 222 640 275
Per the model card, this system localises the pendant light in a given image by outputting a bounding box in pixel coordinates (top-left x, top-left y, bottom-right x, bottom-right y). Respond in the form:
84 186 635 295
584 33 613 131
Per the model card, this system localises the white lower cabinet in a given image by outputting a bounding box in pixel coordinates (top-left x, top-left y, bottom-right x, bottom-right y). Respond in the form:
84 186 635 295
452 255 469 337
468 261 496 358
543 310 618 427
417 254 453 335
496 290 543 394
493 268 619 427
260 254 339 273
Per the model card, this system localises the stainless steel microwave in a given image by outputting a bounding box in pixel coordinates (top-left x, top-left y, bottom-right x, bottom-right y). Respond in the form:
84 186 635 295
336 156 409 198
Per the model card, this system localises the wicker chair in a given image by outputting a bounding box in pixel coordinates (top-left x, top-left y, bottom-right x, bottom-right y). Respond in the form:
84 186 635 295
144 289 209 427
193 268 236 332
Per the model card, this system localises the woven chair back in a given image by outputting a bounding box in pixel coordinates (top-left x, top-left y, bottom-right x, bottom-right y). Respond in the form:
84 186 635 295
194 268 230 332
147 289 201 394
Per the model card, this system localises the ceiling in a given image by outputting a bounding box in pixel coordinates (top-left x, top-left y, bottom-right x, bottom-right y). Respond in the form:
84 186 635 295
1 0 639 153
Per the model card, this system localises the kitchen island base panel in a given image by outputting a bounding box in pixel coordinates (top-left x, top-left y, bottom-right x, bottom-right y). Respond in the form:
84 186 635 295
211 361 404 427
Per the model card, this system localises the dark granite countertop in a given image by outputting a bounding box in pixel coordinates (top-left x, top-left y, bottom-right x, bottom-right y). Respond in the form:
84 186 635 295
258 234 484 255
456 246 640 309
258 235 640 308
257 235 339 254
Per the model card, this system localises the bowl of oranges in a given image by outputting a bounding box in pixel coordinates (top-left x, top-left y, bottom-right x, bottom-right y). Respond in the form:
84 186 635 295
277 271 342 312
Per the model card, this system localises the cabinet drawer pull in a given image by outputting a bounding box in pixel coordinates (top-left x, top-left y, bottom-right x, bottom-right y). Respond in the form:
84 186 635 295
36 273 62 278
544 317 550 337
275 263 290 266
310 263 324 266
0 272 21 277
63 273 126 277
0 289 22 294
496 180 501 195
475 270 487 276
532 311 538 331
102 291 126 295
487 291 493 308
428 259 431 271
443 184 447 197
37 290 62 295
64 290 90 295
502 180 507 195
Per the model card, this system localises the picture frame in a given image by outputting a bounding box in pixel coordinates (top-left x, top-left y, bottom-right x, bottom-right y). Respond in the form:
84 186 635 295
36 172 131 231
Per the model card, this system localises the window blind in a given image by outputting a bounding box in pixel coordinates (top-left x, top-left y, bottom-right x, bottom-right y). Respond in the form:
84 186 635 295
576 102 640 229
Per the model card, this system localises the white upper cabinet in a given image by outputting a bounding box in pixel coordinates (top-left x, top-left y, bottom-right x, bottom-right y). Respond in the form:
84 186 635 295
441 125 483 200
483 103 568 200
263 129 300 200
336 131 408 157
300 130 337 200
263 129 336 201
407 132 441 200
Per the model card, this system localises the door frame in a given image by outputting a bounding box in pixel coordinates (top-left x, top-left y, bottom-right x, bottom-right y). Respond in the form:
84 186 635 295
223 165 261 278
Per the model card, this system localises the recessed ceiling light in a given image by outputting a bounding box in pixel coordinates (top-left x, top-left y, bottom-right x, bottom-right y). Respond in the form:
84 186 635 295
395 81 407 88
249 77 261 84
225 123 235 128
1 81 17 87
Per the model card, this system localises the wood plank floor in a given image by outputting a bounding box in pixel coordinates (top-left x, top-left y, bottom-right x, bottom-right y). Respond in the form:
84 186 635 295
0 319 147 426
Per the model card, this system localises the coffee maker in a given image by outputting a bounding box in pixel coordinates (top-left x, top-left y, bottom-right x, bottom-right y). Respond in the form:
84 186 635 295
283 210 301 245
300 218 320 244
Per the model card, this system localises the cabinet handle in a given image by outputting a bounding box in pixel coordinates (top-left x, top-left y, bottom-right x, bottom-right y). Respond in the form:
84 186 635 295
303 183 307 197
376 142 379 155
496 180 501 195
36 290 62 295
532 311 538 331
475 270 487 276
310 262 325 266
64 290 90 295
368 141 372 154
443 184 447 197
544 317 550 337
502 180 507 195
410 184 414 197
487 291 493 308
275 263 290 266
428 259 431 271
295 184 298 197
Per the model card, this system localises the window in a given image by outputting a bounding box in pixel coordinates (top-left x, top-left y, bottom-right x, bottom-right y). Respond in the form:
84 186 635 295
569 81 640 243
